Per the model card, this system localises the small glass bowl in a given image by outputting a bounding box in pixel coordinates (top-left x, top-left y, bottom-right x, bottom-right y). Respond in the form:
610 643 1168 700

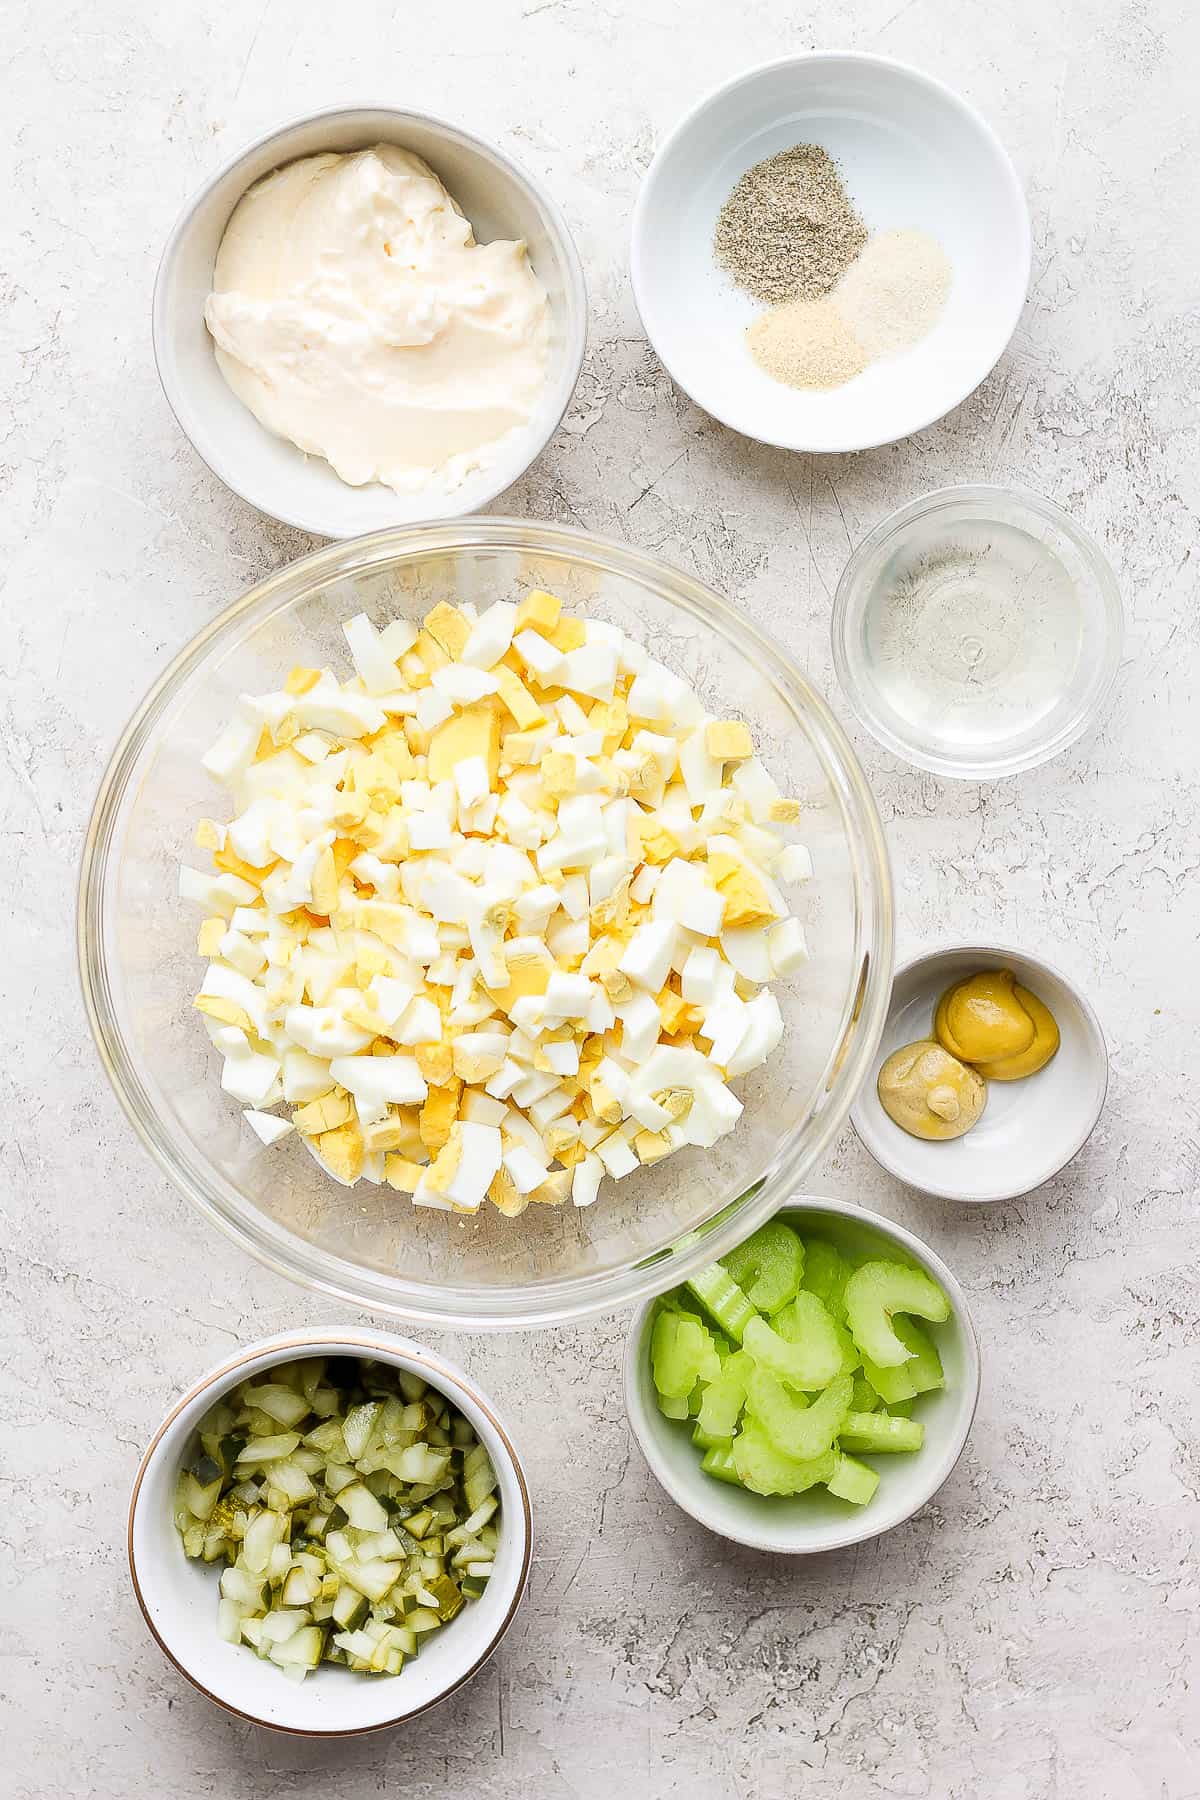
831 486 1123 780
79 519 893 1330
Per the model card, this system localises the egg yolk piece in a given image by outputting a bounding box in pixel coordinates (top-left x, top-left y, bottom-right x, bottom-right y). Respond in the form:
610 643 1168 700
972 985 1060 1080
934 970 1036 1064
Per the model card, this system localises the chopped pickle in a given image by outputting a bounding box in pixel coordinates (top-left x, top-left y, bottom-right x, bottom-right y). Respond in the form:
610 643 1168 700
172 1358 500 1682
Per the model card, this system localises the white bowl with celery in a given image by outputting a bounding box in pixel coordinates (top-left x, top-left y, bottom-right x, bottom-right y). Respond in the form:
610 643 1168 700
127 1329 531 1734
624 1197 980 1553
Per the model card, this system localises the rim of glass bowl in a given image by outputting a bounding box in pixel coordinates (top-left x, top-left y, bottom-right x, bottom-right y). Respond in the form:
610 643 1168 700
78 519 894 1330
830 484 1125 781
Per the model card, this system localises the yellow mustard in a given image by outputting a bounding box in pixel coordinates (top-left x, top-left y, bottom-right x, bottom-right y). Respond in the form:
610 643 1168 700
970 984 1060 1080
935 969 1059 1080
935 970 1035 1063
877 1040 987 1141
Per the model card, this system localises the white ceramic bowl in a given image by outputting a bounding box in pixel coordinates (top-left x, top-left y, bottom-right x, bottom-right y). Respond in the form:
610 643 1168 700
153 106 587 537
631 55 1030 453
623 1197 980 1554
851 944 1109 1203
128 1329 532 1735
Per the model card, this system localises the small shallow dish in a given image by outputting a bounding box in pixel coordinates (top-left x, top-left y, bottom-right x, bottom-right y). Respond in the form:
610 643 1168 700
832 486 1124 780
128 1329 532 1735
624 1196 980 1554
153 105 587 537
851 944 1108 1203
631 54 1030 453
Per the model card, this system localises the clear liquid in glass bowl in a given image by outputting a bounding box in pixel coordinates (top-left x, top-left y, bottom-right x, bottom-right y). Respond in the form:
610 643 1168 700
833 487 1123 780
79 521 892 1327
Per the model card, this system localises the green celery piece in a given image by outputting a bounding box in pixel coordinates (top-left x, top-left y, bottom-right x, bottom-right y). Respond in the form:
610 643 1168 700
720 1221 804 1315
732 1420 837 1496
651 1309 721 1399
832 1319 862 1377
859 1352 918 1405
700 1442 742 1485
747 1369 854 1461
893 1316 944 1394
799 1238 852 1323
850 1376 882 1412
747 1292 843 1389
685 1263 757 1344
844 1260 951 1368
839 1411 925 1454
696 1348 752 1441
657 1391 690 1420
886 1399 914 1418
827 1451 880 1506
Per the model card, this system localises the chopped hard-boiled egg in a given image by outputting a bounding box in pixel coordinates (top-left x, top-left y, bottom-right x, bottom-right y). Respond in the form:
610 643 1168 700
182 592 814 1216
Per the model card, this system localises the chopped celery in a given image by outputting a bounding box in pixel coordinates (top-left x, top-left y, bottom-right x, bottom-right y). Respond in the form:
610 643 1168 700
651 1309 721 1400
650 1227 954 1512
174 1358 500 1683
746 1370 854 1462
839 1412 925 1453
744 1296 843 1390
827 1452 880 1506
892 1316 944 1394
799 1238 852 1322
732 1420 836 1496
720 1221 804 1315
684 1262 757 1343
700 1442 742 1484
859 1353 918 1406
844 1260 950 1368
696 1348 752 1441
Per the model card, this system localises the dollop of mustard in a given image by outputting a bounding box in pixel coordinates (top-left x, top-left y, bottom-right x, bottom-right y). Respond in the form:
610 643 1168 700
935 970 1035 1064
877 1040 987 1141
971 984 1060 1080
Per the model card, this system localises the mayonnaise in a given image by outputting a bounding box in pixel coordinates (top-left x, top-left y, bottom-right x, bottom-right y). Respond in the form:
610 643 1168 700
205 145 551 494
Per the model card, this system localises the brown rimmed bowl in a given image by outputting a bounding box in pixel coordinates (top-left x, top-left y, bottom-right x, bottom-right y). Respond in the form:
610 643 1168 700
127 1328 532 1734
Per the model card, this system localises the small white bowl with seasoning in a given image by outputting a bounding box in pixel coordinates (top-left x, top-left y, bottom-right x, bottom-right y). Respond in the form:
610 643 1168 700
852 944 1109 1203
128 1329 531 1735
153 106 587 537
632 54 1030 452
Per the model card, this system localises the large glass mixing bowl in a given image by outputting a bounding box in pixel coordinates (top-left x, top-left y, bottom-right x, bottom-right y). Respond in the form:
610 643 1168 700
79 521 892 1328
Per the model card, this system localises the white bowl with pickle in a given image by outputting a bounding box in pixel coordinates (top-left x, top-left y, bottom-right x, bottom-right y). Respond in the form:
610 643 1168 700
127 1330 531 1734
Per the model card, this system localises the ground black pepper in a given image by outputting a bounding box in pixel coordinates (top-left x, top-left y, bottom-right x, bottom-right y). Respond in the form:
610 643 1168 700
714 144 867 306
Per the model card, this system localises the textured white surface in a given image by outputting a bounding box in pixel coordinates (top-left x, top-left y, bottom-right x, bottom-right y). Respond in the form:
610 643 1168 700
3 2 1198 1795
